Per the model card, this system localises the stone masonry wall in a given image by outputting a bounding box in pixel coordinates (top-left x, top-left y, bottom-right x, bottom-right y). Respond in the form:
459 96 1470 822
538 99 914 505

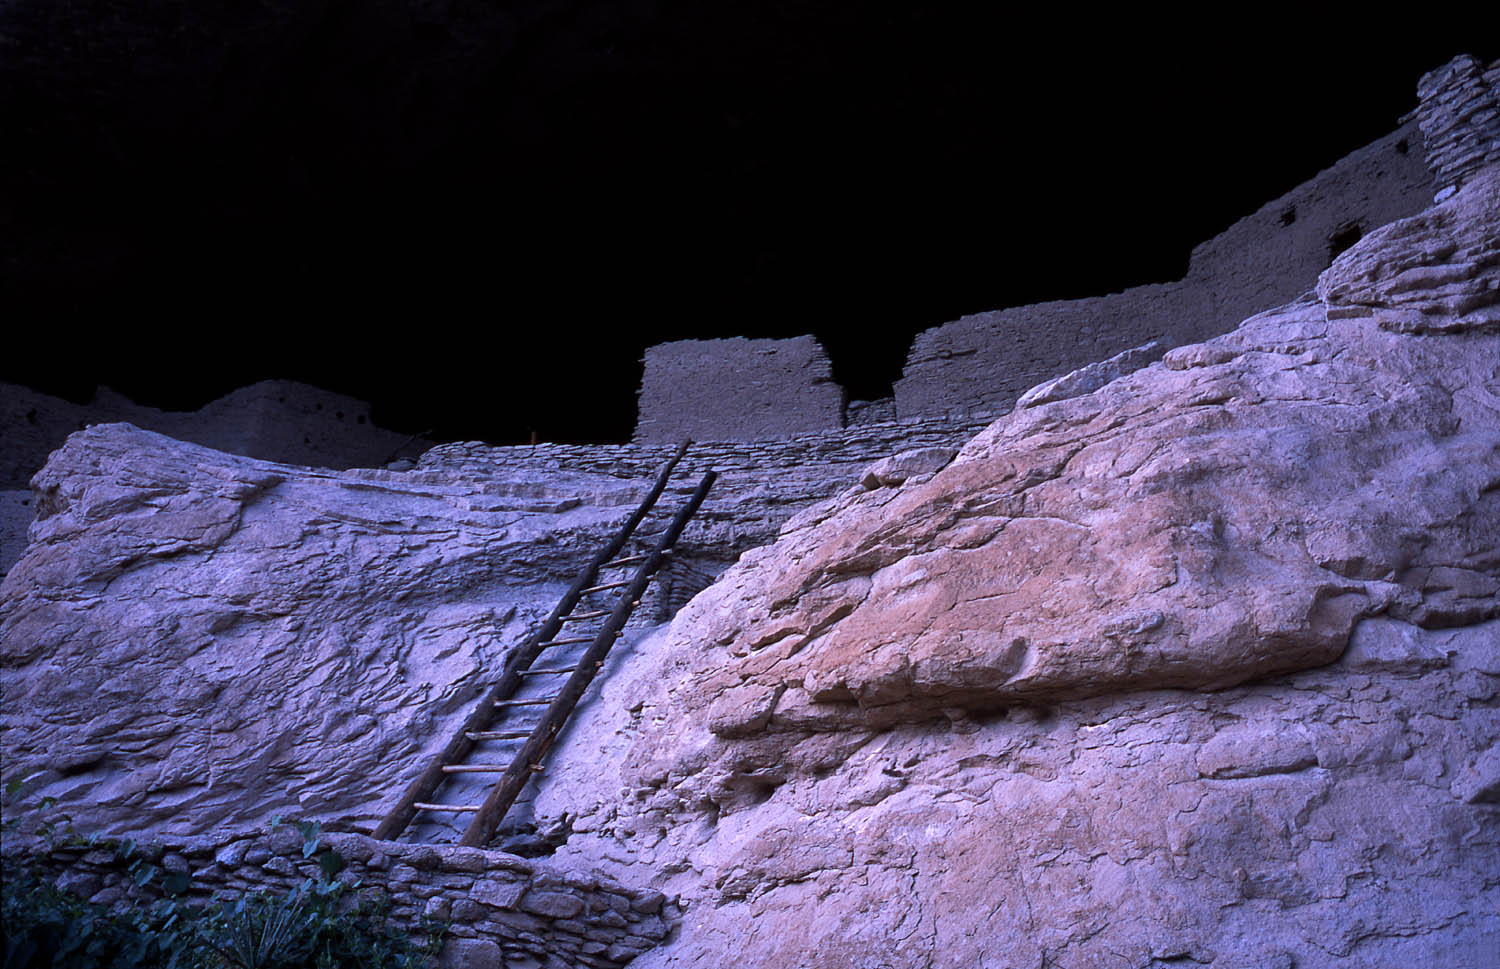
3 825 678 969
0 379 431 576
1 379 428 489
421 418 990 627
633 336 845 442
1417 54 1500 195
892 122 1433 420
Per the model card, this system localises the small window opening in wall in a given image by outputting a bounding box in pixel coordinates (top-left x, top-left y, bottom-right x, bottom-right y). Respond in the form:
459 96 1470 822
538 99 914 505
1396 138 1409 155
1327 222 1363 265
1279 205 1297 226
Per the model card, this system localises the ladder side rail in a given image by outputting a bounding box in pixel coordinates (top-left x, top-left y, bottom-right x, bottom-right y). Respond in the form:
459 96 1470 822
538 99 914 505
372 441 690 842
458 469 718 847
520 438 690 657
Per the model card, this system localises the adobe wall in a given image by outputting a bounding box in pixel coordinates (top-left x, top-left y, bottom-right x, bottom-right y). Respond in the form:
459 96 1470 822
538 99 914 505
892 121 1434 420
1417 54 1500 194
4 825 678 968
632 335 845 442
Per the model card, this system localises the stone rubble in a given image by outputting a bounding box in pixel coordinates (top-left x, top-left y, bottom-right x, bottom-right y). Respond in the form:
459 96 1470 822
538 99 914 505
4 826 678 969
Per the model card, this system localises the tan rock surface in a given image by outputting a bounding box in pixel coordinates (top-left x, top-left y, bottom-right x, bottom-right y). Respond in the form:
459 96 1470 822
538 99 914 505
534 617 1500 968
511 171 1500 968
651 172 1499 741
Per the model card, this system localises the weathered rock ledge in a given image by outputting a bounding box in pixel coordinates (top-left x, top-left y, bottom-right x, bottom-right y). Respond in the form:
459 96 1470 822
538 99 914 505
508 166 1500 969
0 428 666 838
646 168 1499 743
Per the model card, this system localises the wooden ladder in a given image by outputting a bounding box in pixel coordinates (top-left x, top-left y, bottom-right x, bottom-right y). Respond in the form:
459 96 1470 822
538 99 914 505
374 442 717 847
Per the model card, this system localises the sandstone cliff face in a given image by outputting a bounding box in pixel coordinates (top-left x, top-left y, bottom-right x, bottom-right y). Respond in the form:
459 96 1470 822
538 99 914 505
2 172 1497 967
654 169 1499 740
520 169 1500 968
0 433 667 835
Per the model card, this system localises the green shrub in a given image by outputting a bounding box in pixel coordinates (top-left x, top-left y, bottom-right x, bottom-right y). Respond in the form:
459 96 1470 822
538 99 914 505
1 826 446 969
2 860 193 969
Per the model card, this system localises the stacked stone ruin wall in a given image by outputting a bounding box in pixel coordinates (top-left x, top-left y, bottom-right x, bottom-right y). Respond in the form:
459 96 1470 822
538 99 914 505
419 417 985 616
0 380 430 576
431 414 982 481
1417 54 1500 193
892 122 1434 421
633 335 846 443
1 380 426 490
4 827 678 969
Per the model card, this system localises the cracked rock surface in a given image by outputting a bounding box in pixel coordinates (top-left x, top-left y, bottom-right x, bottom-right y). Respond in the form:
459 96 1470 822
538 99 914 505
0 430 661 835
535 617 1500 968
653 171 1500 741
520 171 1500 968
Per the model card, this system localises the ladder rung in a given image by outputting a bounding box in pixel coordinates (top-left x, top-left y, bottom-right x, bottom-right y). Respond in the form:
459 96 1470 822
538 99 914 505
559 610 610 622
606 551 670 571
581 580 633 594
373 450 712 849
537 636 593 648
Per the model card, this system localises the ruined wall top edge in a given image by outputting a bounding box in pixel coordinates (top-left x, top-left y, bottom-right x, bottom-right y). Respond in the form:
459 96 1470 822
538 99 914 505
633 335 846 443
1416 54 1500 194
1 379 427 489
889 117 1433 422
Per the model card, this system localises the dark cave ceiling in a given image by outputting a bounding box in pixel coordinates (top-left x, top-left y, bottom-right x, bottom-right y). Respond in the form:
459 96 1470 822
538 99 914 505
0 3 1489 442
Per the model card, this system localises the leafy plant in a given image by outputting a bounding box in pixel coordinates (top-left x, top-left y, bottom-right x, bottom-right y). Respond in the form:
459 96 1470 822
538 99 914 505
192 885 444 969
194 890 319 969
2 812 446 969
1 861 194 969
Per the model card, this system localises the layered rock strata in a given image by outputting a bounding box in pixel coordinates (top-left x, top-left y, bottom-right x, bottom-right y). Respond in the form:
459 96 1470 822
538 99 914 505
1417 54 1500 196
0 379 427 490
0 379 431 576
0 429 685 837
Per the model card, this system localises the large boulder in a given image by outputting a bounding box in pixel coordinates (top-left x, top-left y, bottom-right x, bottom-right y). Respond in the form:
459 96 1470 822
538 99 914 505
518 169 1500 969
655 171 1499 741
